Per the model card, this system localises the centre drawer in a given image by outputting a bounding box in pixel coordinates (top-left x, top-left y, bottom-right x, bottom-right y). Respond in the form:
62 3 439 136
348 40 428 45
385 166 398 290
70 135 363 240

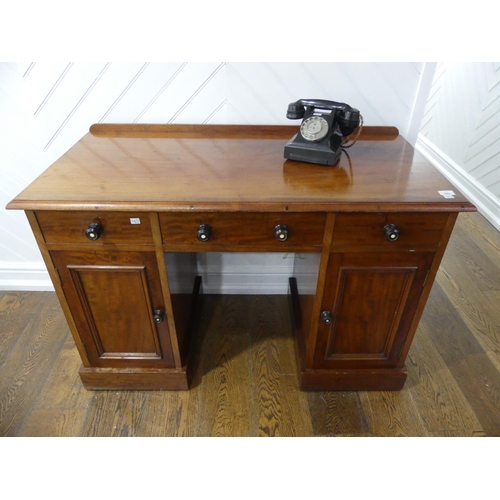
332 212 450 249
36 211 154 245
160 212 326 249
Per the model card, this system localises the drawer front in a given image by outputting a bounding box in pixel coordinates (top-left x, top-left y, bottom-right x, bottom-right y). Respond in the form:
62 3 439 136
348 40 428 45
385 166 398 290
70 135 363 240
160 213 326 248
36 211 154 245
332 213 449 248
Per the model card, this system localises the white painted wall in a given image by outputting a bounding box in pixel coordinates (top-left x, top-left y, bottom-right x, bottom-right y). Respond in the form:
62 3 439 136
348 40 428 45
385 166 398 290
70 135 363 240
1 62 431 292
416 62 500 232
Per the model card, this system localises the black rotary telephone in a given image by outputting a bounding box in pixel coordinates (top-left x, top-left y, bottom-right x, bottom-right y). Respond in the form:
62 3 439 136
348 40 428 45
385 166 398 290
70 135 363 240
284 99 361 166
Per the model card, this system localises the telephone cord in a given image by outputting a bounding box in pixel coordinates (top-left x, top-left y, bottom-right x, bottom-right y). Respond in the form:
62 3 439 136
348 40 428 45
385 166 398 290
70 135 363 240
342 114 364 149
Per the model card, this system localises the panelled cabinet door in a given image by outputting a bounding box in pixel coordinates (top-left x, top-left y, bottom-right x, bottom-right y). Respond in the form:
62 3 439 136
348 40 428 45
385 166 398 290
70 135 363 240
314 252 434 369
51 250 175 368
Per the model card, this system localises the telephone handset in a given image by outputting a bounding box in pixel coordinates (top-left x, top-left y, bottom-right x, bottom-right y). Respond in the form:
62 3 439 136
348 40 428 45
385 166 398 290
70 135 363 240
284 99 361 166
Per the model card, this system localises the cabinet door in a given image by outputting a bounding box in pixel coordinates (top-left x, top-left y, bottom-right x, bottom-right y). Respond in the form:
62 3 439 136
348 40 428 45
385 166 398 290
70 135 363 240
314 252 434 369
51 250 175 368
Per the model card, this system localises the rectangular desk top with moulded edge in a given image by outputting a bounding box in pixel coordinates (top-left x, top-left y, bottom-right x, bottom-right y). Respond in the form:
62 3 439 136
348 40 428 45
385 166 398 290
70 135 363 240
7 124 476 391
8 124 473 213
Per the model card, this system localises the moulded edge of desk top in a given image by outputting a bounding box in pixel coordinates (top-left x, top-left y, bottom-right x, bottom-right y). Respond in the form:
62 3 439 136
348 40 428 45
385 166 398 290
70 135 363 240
88 124 400 141
6 199 477 213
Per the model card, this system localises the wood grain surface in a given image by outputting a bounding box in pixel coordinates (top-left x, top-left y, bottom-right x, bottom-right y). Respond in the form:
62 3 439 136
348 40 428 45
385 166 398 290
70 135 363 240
160 212 326 249
36 210 154 245
7 125 474 213
1 211 499 437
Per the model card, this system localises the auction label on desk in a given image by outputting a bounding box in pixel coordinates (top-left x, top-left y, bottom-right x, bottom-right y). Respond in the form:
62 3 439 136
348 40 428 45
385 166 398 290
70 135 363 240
130 218 141 224
438 190 456 199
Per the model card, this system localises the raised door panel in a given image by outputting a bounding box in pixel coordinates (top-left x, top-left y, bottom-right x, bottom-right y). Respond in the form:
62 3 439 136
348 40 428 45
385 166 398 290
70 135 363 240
314 252 433 369
51 250 175 368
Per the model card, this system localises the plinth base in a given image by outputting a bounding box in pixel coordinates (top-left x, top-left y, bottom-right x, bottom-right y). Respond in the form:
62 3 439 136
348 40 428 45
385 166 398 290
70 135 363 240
299 366 408 391
79 366 190 390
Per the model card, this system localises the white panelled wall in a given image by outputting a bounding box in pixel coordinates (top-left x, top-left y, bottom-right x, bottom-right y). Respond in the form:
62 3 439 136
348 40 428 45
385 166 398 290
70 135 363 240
0 61 450 292
416 62 500 232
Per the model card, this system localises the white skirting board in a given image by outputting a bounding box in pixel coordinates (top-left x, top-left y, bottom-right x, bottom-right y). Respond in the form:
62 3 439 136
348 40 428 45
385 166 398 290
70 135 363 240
194 253 296 295
0 253 318 294
416 134 500 232
0 262 54 291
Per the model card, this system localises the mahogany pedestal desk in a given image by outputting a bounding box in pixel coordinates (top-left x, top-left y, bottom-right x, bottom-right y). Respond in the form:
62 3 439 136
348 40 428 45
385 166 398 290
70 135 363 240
7 124 476 391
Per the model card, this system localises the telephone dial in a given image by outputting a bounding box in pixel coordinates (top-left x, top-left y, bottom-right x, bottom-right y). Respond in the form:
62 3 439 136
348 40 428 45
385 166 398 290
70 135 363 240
284 99 361 166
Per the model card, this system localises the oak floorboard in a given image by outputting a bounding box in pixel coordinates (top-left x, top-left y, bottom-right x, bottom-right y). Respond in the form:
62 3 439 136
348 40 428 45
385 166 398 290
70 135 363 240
406 325 483 434
196 295 254 437
0 291 51 368
172 294 210 437
442 220 500 293
422 282 500 437
437 269 500 373
18 333 94 436
358 389 430 437
168 388 201 437
0 293 68 437
436 245 500 373
427 430 487 437
456 212 500 266
79 391 135 437
79 390 182 437
249 295 313 437
306 391 370 437
19 408 89 437
30 333 92 411
116 391 186 437
81 385 200 437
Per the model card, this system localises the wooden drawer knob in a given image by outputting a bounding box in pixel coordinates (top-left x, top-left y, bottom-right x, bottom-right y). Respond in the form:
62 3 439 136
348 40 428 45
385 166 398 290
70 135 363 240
274 224 289 241
197 224 212 242
85 222 103 241
383 223 399 242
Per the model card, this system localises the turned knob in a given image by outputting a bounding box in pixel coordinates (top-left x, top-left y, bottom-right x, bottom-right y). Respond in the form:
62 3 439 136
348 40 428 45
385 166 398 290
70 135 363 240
85 222 103 241
320 310 333 324
274 224 289 242
153 310 165 323
197 224 212 242
383 223 399 242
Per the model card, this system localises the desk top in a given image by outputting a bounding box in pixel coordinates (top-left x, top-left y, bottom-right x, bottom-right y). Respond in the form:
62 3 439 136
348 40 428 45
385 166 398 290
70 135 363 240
7 124 475 213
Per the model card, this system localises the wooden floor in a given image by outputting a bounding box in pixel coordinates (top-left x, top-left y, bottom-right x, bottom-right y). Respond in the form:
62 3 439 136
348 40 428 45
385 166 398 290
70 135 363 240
1 211 500 437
